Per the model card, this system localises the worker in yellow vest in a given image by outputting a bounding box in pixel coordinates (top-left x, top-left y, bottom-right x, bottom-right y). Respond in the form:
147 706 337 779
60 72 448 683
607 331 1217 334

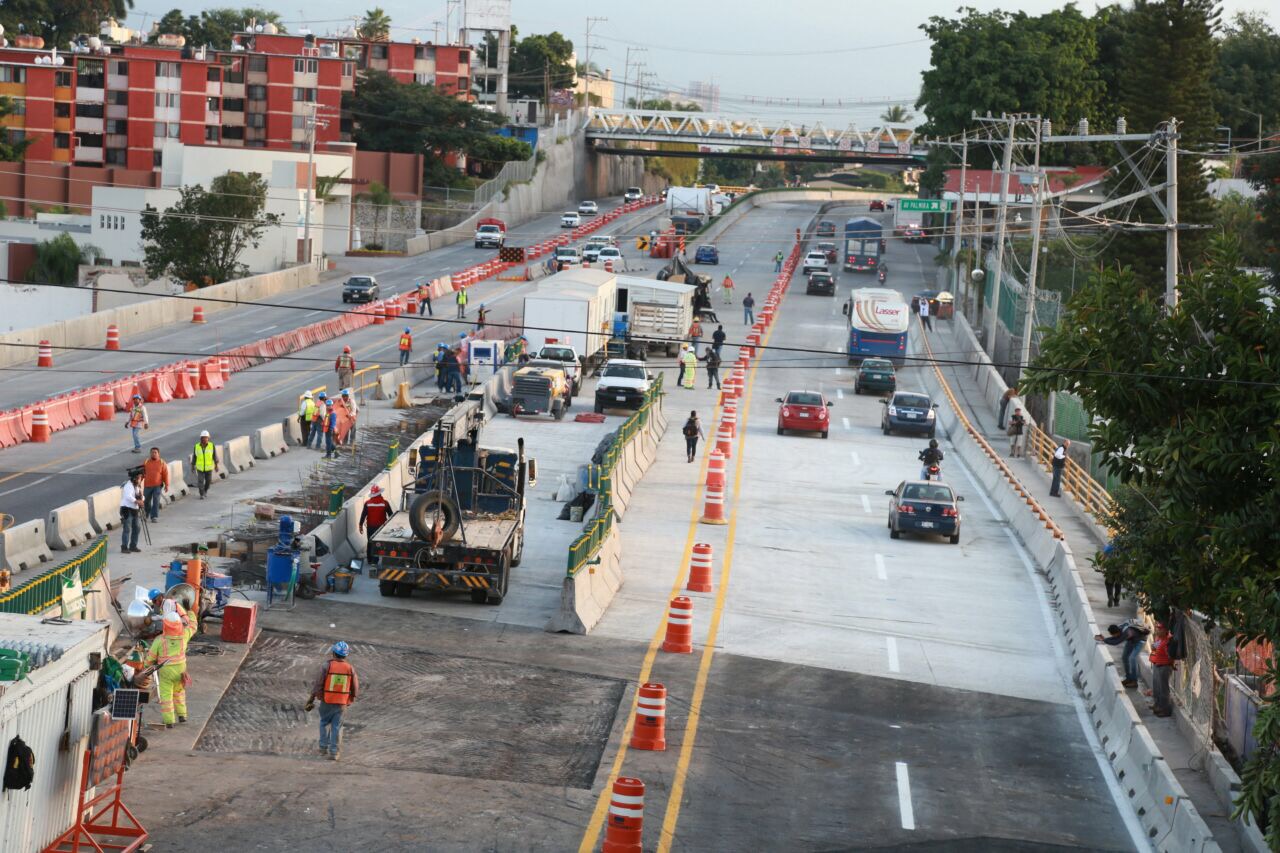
298 390 317 446
144 611 192 728
398 327 413 366
192 430 217 499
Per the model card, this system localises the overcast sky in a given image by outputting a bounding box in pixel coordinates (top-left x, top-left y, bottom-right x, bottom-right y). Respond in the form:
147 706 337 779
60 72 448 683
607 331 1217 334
149 0 1277 124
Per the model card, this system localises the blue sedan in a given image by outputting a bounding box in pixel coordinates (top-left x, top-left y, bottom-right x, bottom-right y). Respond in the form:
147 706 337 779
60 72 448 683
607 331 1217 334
694 244 719 265
886 480 963 544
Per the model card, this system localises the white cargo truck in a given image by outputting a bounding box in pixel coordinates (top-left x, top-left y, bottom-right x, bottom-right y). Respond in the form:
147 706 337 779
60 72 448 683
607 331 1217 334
523 269 619 392
616 275 695 357
665 186 713 218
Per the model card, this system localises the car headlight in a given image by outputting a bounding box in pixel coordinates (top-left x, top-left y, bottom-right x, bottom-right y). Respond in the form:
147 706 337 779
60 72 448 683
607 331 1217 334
887 405 897 416
926 410 936 420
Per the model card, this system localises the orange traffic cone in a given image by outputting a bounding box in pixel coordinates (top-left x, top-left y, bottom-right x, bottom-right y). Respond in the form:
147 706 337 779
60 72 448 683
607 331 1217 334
661 597 694 653
30 407 50 442
699 480 728 525
373 306 386 325
629 683 667 751
97 390 114 421
602 777 645 853
219 356 231 382
722 408 736 438
192 305 206 323
105 324 120 350
37 340 52 368
686 543 713 593
705 450 726 490
714 422 733 458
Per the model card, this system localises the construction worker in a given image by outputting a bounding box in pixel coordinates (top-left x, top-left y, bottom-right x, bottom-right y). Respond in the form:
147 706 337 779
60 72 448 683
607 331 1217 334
680 345 697 389
119 470 143 553
192 430 217 499
417 281 433 316
298 391 317 446
774 251 784 273
126 394 148 453
398 327 413 366
335 346 356 390
722 274 735 305
689 318 703 356
142 447 169 523
434 343 448 391
308 393 328 450
308 641 358 760
456 286 468 319
145 611 192 729
339 389 358 446
357 484 393 565
322 399 338 459
476 303 489 332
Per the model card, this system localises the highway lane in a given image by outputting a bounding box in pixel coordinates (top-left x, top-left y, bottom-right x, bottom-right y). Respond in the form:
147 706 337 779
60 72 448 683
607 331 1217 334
584 202 1143 851
0 200 663 525
0 196 651 408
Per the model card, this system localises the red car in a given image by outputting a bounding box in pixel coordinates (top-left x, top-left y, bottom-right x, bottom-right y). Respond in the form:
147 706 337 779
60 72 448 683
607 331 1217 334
817 241 838 262
776 390 832 438
869 199 886 212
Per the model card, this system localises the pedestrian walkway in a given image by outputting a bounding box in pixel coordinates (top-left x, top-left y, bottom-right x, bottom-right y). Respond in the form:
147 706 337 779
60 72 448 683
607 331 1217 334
925 315 1252 853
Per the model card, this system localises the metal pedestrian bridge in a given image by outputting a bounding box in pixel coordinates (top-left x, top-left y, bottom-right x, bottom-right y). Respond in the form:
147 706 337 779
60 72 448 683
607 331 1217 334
584 109 929 162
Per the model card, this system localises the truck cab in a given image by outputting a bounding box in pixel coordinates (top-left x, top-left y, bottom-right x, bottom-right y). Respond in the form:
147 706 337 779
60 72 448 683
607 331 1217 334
594 359 652 412
474 218 506 249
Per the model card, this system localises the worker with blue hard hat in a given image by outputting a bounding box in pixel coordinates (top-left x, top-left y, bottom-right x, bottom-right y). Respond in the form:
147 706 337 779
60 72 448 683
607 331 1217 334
307 641 359 761
398 326 413 366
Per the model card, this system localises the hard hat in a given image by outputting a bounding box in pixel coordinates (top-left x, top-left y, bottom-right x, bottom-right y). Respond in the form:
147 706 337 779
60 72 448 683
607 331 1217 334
343 345 351 352
148 588 162 600
199 430 210 438
404 327 412 333
331 641 349 658
303 391 313 399
369 485 382 496
132 393 142 400
438 342 447 349
318 392 327 399
340 388 350 396
326 399 334 406
458 332 466 339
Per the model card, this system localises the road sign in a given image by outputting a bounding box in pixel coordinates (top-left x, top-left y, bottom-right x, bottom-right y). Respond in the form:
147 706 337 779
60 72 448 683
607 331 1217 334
866 140 880 154
898 199 953 213
837 138 852 151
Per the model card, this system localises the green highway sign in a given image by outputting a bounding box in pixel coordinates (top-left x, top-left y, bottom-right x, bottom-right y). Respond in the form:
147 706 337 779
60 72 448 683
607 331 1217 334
897 199 953 212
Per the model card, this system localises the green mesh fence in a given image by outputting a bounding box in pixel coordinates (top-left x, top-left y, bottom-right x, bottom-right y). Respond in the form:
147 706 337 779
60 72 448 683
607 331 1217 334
0 536 109 616
1052 392 1092 442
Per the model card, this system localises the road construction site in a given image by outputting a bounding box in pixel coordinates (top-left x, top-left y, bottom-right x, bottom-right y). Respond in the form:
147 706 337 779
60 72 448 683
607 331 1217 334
35 196 1202 852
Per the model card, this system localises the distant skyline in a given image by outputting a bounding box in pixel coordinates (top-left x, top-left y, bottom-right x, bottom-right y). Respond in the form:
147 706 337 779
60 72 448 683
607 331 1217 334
138 1 1278 125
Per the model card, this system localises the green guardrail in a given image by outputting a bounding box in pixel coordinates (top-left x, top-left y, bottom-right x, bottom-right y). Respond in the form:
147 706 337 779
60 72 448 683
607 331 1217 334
566 374 664 576
0 535 109 616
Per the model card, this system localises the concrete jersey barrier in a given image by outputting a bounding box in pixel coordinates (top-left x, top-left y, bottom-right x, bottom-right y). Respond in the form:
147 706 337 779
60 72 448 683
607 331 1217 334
87 485 124 533
222 436 255 473
167 460 188 500
0 518 54 573
45 499 97 550
251 423 289 459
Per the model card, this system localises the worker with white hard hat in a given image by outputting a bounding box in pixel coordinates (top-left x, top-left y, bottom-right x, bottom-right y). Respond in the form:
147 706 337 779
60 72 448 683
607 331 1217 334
298 390 317 446
192 430 218 499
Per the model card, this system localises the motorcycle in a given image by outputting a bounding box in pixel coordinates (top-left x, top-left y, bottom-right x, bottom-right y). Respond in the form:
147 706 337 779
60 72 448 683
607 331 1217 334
877 268 887 283
923 463 941 481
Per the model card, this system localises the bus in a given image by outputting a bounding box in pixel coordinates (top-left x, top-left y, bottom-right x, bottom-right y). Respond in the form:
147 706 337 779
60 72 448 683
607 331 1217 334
843 217 883 272
843 287 910 365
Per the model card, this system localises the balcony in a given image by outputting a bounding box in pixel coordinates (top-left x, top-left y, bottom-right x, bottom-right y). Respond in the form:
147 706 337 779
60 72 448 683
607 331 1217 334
74 146 104 162
221 110 244 125
206 81 221 96
206 110 220 124
107 74 128 90
222 82 244 98
74 116 104 133
106 104 127 119
105 134 127 148
76 86 105 103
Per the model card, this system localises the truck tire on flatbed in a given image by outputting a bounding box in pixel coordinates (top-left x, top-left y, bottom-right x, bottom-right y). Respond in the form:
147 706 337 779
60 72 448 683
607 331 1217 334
396 582 415 597
486 549 511 604
511 519 524 567
408 490 462 541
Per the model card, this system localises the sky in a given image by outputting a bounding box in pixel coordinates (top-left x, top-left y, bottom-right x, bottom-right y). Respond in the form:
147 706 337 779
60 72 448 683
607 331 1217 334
143 0 1278 125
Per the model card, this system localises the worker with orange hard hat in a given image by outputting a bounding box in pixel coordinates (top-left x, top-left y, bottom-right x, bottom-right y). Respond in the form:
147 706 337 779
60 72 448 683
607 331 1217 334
335 345 356 390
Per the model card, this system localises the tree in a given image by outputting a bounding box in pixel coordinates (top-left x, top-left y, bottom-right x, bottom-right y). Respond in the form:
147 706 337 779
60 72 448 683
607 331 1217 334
343 71 530 179
26 234 99 285
1210 190 1267 268
0 97 31 162
151 7 285 50
1213 12 1280 144
702 150 759 186
0 0 133 45
357 181 396 250
1022 240 1280 846
1247 150 1280 282
140 171 278 286
881 105 914 123
357 8 392 41
508 31 575 99
1107 0 1221 278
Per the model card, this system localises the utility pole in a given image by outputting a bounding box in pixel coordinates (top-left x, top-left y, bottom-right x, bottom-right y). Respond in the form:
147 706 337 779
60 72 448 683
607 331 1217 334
985 113 1017 348
542 58 550 127
301 102 327 267
583 16 607 107
951 132 968 262
622 46 632 111
1018 119 1046 381
1165 117 1179 309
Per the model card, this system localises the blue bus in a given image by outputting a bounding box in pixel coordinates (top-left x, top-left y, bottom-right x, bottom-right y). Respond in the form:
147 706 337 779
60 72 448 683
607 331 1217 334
844 287 910 364
843 217 883 272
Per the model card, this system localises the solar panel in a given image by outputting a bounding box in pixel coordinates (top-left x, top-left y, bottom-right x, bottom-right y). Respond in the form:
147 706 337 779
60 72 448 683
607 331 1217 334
110 689 142 722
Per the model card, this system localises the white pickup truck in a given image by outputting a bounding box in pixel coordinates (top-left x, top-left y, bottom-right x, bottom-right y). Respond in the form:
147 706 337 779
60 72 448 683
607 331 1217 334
474 218 506 249
536 343 584 397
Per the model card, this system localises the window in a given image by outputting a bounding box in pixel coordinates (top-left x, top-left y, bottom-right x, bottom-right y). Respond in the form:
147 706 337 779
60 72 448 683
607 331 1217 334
294 58 305 73
292 87 316 102
294 58 319 74
55 102 71 118
206 97 218 112
154 92 178 108
54 132 71 149
7 98 24 116
247 85 266 101
415 73 435 86
154 121 166 138
414 45 429 59
168 122 180 138
222 98 244 112
109 60 128 77
108 90 128 105
371 44 387 60
221 125 244 141
105 148 126 165
207 66 221 82
105 119 127 134
307 59 318 73
205 125 219 142
153 150 163 167
342 62 354 77
0 66 25 83
75 102 104 118
292 115 307 129
248 55 267 73
155 62 179 78
55 70 73 87
246 113 265 128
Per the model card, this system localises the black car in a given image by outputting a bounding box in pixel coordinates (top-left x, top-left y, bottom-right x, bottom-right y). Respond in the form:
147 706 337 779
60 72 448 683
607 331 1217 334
886 480 963 544
854 358 896 394
806 271 835 296
342 275 380 303
816 220 836 237
881 391 938 437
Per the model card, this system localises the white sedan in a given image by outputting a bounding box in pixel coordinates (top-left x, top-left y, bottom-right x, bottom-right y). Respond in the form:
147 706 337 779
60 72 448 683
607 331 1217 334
596 246 623 267
561 211 582 228
578 200 599 216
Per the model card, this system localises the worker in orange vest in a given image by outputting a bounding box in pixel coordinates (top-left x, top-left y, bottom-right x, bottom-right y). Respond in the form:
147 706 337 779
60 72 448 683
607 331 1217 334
722 274 735 304
398 327 413 366
335 346 356 389
307 641 358 760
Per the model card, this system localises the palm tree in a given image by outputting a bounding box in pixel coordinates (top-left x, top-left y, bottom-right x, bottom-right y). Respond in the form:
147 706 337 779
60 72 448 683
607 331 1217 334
358 181 398 249
357 8 392 41
880 105 914 124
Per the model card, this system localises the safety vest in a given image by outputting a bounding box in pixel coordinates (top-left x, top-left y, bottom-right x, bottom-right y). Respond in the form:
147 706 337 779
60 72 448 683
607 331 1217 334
128 405 146 427
146 634 187 670
723 276 734 288
457 289 468 305
322 660 355 705
399 334 412 351
302 399 317 421
337 354 354 370
364 496 391 529
193 441 215 472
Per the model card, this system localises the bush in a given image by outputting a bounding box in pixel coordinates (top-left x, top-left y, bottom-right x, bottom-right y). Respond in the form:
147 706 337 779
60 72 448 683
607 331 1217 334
363 242 384 251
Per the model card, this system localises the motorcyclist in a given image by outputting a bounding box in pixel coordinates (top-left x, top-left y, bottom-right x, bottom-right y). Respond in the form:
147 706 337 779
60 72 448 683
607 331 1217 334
918 439 944 480
877 263 888 283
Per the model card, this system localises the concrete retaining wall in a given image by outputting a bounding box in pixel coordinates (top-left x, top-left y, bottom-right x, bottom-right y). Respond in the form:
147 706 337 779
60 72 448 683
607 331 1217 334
0 518 53 573
45 500 96 550
0 264 318 369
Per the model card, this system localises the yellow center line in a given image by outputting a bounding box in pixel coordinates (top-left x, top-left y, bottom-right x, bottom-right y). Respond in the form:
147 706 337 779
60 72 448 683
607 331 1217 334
655 297 777 853
576 394 724 853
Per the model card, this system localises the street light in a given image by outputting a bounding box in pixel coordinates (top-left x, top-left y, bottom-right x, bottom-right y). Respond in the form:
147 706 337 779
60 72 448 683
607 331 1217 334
1239 108 1263 151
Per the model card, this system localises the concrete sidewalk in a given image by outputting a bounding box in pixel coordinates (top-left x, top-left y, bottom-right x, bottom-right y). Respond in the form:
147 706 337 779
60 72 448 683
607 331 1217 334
926 314 1259 853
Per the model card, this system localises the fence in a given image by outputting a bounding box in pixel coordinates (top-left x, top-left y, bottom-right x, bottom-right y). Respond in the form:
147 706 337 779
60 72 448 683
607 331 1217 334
0 536 108 615
566 375 663 575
